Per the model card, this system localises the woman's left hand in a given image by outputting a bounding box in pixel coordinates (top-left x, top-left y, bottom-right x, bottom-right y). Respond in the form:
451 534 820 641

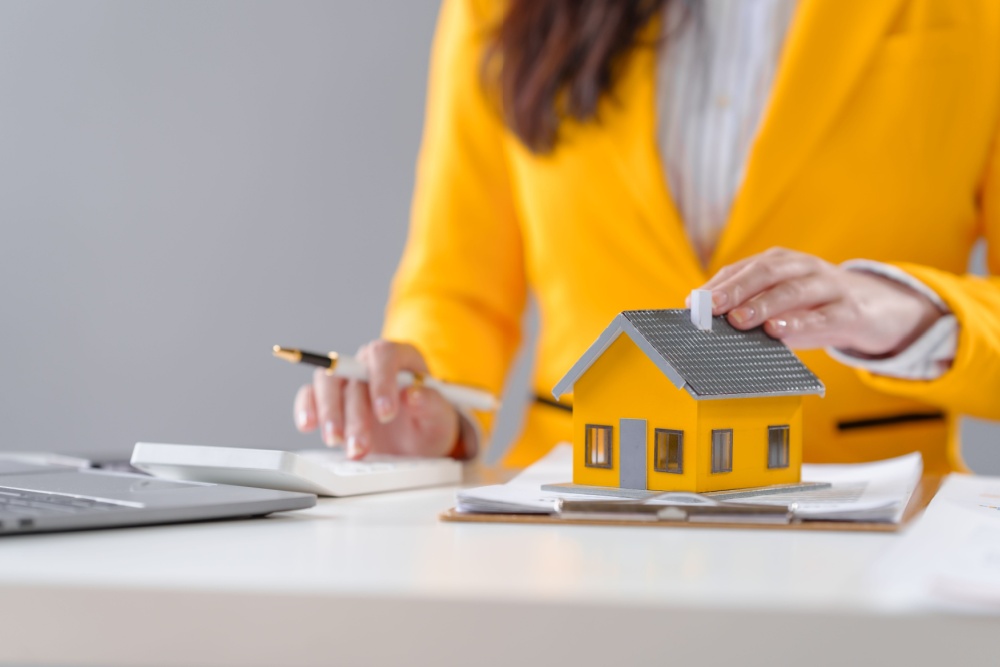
695 247 944 357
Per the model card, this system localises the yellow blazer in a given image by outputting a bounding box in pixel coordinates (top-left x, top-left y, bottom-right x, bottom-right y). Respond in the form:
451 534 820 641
383 0 1000 473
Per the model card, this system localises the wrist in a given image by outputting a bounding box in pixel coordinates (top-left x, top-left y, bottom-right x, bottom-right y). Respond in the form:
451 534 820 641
827 314 957 380
844 273 945 358
884 287 943 357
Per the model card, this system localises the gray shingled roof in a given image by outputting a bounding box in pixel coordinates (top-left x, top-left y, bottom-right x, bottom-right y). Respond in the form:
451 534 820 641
552 309 825 401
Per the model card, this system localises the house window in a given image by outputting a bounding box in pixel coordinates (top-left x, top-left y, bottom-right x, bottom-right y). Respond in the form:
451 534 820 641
711 429 733 473
585 424 613 468
768 425 790 469
654 429 683 474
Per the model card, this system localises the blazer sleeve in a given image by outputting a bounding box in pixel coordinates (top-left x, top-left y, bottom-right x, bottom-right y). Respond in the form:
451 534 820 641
854 127 1000 420
381 0 526 442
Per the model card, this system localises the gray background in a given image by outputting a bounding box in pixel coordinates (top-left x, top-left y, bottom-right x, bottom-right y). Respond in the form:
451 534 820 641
0 0 996 471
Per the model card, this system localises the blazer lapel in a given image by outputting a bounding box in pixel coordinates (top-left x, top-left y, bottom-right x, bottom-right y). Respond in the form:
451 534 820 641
710 0 907 271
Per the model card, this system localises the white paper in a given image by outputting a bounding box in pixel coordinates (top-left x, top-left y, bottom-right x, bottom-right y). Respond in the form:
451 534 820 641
727 452 923 522
870 473 1000 612
457 444 923 524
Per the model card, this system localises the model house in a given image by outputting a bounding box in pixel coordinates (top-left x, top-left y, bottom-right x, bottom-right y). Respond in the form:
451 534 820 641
551 298 824 493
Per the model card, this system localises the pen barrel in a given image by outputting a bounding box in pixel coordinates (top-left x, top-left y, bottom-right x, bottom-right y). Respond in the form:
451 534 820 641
326 357 416 389
282 349 499 411
299 351 335 368
330 356 369 380
335 360 497 411
425 379 499 412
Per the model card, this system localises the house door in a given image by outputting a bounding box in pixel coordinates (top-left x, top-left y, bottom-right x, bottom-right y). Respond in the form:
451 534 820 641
619 418 647 490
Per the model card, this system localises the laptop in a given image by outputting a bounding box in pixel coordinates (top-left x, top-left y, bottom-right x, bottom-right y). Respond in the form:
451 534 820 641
0 457 315 535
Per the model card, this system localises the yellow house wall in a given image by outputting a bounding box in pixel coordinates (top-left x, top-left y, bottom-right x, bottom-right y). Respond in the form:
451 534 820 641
571 334 699 491
694 396 803 492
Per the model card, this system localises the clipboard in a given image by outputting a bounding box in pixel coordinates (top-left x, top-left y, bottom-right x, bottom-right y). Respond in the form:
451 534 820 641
439 475 942 533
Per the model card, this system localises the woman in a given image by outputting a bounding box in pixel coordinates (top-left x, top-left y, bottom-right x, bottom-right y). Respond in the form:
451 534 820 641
295 0 1000 474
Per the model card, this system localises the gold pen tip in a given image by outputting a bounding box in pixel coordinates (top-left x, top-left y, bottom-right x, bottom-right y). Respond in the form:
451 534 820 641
272 346 302 363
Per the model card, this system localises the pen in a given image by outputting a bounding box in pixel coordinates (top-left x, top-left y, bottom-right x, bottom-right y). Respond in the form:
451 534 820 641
272 345 500 412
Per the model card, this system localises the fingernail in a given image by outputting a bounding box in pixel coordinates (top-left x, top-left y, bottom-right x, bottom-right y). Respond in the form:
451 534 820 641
296 410 309 429
347 434 367 459
730 307 753 324
323 421 335 447
374 396 395 424
712 291 728 308
770 318 788 334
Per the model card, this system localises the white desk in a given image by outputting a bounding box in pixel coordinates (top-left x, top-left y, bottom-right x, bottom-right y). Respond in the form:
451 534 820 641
0 479 994 667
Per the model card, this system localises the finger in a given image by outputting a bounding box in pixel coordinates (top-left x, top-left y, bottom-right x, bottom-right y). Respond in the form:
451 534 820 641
728 273 841 330
698 255 756 292
697 247 795 294
360 341 429 426
344 378 374 460
765 305 855 349
312 367 346 447
293 384 317 433
688 258 756 309
712 251 820 317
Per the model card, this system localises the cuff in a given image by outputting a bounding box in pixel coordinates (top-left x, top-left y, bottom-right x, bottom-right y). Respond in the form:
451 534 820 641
827 315 958 380
825 260 957 380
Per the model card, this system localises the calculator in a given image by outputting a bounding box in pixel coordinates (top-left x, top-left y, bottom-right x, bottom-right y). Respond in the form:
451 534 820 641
130 442 463 497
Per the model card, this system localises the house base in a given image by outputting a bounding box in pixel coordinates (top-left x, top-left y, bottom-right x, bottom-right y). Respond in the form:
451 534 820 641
542 481 831 501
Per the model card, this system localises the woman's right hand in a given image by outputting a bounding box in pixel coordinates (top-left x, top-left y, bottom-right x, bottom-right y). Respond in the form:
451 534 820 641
292 340 461 460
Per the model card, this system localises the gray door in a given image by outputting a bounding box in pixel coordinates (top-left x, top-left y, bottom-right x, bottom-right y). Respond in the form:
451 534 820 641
619 418 647 490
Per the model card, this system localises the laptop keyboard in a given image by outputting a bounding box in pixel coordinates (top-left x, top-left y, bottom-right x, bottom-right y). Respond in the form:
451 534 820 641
0 487 124 517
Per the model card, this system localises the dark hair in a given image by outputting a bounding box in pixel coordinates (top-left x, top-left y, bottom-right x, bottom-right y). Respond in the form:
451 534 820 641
486 0 668 153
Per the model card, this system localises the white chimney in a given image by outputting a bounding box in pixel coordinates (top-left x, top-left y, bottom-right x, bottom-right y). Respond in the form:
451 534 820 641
690 289 713 331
